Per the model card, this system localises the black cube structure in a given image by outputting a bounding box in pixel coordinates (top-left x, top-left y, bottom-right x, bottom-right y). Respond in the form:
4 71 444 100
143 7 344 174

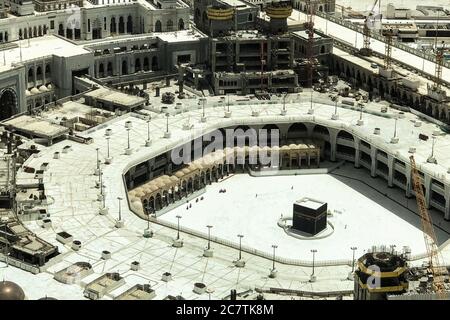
292 197 327 235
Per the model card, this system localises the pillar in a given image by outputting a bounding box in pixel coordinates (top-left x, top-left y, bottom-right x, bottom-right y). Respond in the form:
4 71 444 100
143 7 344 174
444 186 450 221
354 137 361 168
329 129 338 162
404 164 412 198
370 146 377 178
387 154 395 187
424 174 432 209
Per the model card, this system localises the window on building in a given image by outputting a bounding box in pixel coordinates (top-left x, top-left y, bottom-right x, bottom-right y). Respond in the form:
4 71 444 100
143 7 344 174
50 20 55 30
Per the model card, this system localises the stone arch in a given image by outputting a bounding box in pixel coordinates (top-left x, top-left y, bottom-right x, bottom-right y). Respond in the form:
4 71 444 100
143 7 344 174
33 26 37 37
122 60 128 75
110 17 117 33
312 124 330 140
0 88 18 120
28 67 34 81
167 19 173 31
143 57 150 71
287 122 308 140
337 130 354 141
38 25 42 36
99 63 105 77
155 20 162 32
178 18 185 30
107 61 113 76
135 58 141 72
36 66 43 81
261 124 280 145
151 56 158 70
126 15 133 33
118 16 125 33
58 23 64 36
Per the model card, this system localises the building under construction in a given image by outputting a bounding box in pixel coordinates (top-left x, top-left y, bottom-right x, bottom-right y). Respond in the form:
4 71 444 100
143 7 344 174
187 0 306 94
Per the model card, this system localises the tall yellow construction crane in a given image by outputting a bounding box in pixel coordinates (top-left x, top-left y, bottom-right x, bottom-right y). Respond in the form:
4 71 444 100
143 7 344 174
410 155 448 298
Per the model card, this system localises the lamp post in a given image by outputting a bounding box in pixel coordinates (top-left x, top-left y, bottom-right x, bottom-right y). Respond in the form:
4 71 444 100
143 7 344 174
176 215 182 240
146 117 151 147
391 117 399 143
117 197 123 221
281 92 287 115
225 94 232 118
237 234 244 260
105 128 112 164
351 246 357 273
206 225 213 250
311 249 317 276
164 113 171 138
357 102 364 126
331 95 339 120
96 148 100 170
427 136 437 163
271 244 278 271
106 137 110 158
127 128 130 150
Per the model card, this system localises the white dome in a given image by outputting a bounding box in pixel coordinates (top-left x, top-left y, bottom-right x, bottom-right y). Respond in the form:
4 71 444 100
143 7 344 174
46 84 53 90
39 85 49 92
25 90 31 96
30 87 40 94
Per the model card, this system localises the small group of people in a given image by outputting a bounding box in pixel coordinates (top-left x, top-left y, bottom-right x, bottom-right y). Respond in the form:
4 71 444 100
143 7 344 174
185 196 204 210
219 189 227 193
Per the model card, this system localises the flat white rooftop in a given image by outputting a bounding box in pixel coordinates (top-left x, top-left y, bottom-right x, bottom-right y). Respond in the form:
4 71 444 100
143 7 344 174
4 90 450 299
159 174 426 261
0 36 91 72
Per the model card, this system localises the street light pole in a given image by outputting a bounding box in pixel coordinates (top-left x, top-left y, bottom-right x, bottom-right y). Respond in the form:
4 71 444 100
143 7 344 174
127 128 130 150
237 234 244 260
311 249 317 276
176 215 182 240
351 246 357 273
207 225 212 250
96 148 100 171
106 137 110 158
117 197 123 221
271 244 278 271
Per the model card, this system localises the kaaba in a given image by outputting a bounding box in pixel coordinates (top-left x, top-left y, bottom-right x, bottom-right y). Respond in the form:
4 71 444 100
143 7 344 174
292 197 327 235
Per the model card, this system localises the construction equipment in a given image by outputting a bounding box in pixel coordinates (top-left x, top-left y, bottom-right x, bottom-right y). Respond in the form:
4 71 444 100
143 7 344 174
384 28 393 69
433 41 448 93
360 0 379 56
409 155 449 299
304 0 317 88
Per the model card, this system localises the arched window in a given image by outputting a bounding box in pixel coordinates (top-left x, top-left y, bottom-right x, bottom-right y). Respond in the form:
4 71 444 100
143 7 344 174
151 56 158 70
248 13 253 22
155 20 162 32
122 60 128 75
28 68 34 80
36 66 42 80
167 20 173 32
127 16 132 33
110 17 116 33
118 16 125 34
178 19 185 30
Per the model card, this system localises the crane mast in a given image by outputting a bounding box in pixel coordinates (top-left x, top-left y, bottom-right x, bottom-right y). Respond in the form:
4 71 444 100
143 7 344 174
409 155 448 298
361 0 379 56
305 0 316 88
